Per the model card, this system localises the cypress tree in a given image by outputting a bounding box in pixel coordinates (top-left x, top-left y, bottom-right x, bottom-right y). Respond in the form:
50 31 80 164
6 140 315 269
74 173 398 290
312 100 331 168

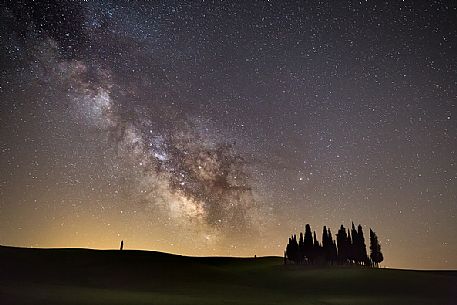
313 231 319 248
369 229 384 267
322 226 329 264
357 224 369 265
304 224 313 263
285 237 291 263
328 228 337 265
299 232 305 264
285 235 299 263
336 225 348 264
313 231 324 264
347 230 353 264
351 222 359 264
292 234 298 263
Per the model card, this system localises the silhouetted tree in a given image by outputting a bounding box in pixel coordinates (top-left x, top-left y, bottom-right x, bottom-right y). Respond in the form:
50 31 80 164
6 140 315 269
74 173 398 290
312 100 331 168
298 232 305 264
291 234 298 262
350 222 360 264
285 237 292 263
347 230 354 264
336 225 349 264
328 228 338 265
370 229 384 267
322 226 332 264
313 231 325 264
322 226 328 250
357 224 369 265
304 224 313 263
285 234 299 263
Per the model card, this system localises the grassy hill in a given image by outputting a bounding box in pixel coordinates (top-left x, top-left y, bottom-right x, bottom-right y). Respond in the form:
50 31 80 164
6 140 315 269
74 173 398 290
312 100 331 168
0 246 456 305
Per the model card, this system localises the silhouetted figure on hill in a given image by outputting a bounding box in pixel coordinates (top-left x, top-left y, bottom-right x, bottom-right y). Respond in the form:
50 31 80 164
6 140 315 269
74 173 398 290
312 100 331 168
120 240 124 250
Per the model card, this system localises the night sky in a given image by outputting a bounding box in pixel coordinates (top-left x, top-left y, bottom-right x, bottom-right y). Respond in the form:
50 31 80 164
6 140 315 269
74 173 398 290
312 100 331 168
1 1 456 270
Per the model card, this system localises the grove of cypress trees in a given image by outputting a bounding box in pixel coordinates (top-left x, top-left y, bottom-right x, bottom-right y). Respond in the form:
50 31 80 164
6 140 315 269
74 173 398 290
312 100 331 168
284 222 382 267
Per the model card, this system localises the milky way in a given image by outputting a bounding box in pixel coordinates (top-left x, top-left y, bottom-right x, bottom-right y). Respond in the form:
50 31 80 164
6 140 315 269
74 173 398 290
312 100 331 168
1 1 456 268
37 36 264 244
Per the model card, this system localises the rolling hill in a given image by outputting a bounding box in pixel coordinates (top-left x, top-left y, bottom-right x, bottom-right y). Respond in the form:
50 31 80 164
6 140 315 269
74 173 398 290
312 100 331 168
0 245 456 305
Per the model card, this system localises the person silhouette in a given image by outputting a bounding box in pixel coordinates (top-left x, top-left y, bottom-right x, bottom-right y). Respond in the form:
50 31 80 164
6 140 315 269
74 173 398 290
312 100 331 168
120 240 124 250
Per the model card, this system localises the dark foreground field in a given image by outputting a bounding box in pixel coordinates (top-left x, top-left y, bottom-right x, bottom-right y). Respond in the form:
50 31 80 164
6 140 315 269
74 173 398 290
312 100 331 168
0 246 456 305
